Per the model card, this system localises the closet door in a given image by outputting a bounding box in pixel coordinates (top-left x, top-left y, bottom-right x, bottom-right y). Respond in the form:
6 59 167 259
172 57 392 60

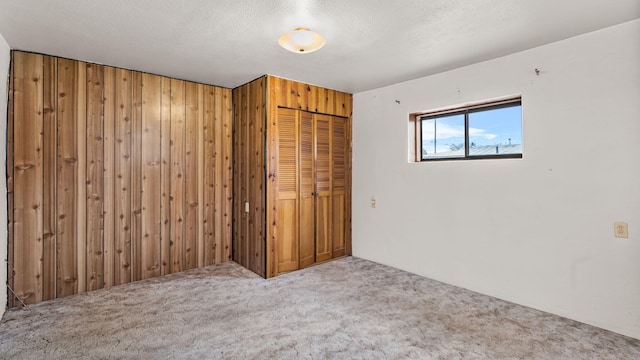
299 112 315 268
276 108 299 272
314 114 332 263
331 116 347 257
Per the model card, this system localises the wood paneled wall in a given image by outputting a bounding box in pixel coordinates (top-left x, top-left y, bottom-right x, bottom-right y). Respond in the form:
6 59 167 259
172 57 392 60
7 51 233 306
232 75 352 278
232 77 266 277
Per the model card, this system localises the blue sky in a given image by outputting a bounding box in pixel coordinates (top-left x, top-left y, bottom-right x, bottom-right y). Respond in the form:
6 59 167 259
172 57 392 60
422 105 522 155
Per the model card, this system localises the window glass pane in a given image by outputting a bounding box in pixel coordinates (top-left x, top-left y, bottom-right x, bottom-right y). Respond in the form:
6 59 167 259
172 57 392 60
468 104 522 156
421 114 465 159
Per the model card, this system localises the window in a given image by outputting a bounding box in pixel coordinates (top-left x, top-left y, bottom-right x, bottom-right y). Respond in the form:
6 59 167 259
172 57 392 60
415 98 522 161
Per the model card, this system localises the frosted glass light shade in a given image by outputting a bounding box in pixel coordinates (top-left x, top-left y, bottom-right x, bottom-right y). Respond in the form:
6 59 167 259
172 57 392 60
278 28 326 54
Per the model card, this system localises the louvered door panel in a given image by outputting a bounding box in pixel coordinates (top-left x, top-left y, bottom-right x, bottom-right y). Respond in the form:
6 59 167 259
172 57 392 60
332 117 347 257
276 108 299 272
299 111 315 268
314 114 332 262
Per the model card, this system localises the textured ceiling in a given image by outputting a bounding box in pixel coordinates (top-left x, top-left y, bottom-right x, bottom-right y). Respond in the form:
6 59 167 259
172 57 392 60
0 0 638 93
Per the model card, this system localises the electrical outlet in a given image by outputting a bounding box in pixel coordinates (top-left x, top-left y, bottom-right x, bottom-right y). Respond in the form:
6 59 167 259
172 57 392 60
614 222 628 238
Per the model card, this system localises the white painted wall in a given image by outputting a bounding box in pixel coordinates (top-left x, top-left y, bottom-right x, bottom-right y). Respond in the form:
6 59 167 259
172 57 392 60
0 32 9 318
352 19 640 339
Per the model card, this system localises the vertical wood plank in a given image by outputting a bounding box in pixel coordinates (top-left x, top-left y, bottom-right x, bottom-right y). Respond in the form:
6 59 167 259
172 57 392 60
7 51 15 307
76 61 87 295
309 85 319 113
160 77 172 275
266 75 278 277
86 63 104 291
196 84 205 268
241 84 248 268
345 107 353 256
326 90 336 117
251 79 265 274
232 85 248 267
42 55 57 301
231 86 240 267
223 88 233 263
220 88 230 263
140 73 162 280
131 71 143 281
203 85 216 266
12 52 44 304
114 68 132 285
57 58 79 297
298 82 309 111
170 79 185 273
184 82 199 270
245 83 252 268
103 66 116 288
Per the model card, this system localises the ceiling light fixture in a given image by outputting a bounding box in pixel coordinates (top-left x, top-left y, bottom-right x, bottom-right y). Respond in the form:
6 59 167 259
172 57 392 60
278 27 326 54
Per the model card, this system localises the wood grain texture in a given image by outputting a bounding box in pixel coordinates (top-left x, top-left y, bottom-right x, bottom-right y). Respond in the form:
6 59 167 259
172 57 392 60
57 57 81 298
86 63 105 291
299 111 314 269
42 55 57 300
12 51 44 304
345 105 353 256
264 76 352 278
131 71 143 282
196 85 205 269
222 88 233 263
233 83 247 269
114 68 132 286
103 66 116 288
314 114 332 263
76 61 88 295
7 51 15 307
9 51 233 307
184 82 199 270
203 86 215 266
332 117 347 258
140 73 162 280
251 81 265 273
275 108 298 272
160 77 171 275
213 87 224 264
170 79 185 273
232 77 265 277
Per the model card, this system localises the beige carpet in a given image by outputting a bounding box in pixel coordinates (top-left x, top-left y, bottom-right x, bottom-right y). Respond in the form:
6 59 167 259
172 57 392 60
1 257 638 359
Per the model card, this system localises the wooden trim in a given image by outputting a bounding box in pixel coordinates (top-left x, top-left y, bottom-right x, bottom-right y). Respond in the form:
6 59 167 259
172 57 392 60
411 96 522 119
